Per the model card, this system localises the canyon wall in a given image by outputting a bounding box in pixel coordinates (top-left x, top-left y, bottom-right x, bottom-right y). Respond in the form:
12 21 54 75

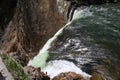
0 0 69 65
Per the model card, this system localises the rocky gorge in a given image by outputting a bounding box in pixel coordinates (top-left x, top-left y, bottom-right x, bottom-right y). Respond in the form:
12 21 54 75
0 0 120 80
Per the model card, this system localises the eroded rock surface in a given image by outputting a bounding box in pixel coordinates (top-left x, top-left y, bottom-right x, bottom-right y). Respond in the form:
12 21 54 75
52 72 87 80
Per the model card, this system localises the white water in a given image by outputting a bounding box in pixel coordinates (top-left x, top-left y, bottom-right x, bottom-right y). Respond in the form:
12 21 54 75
72 8 93 20
28 8 92 79
42 60 91 79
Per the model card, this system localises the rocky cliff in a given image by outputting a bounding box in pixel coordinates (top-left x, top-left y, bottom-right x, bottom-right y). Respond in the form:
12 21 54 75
0 0 70 66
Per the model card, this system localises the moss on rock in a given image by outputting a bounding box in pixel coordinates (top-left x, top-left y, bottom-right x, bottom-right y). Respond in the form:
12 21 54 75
1 53 31 80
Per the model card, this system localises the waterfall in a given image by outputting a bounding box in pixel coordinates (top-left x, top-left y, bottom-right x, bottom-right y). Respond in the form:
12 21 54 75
27 3 120 80
28 22 71 68
27 7 92 79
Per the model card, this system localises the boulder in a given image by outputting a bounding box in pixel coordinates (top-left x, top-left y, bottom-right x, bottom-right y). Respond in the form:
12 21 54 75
52 72 88 80
24 66 50 80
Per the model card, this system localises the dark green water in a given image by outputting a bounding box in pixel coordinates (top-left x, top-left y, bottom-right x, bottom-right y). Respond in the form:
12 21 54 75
49 3 120 80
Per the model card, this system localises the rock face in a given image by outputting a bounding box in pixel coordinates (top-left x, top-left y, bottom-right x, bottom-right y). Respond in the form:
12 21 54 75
0 0 69 66
57 0 71 20
0 0 17 39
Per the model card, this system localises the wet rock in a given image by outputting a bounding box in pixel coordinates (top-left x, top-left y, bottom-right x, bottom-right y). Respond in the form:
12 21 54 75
52 72 87 80
24 66 50 80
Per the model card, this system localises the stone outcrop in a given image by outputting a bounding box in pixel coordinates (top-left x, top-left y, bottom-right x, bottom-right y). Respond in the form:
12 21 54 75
24 66 50 80
52 72 87 80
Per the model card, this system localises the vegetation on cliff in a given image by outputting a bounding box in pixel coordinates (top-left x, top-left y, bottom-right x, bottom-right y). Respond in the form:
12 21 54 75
1 53 30 80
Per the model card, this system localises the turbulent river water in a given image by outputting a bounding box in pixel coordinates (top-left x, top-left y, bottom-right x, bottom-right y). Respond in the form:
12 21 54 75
28 3 120 80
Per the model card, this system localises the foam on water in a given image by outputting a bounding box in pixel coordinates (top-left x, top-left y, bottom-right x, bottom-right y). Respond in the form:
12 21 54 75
72 8 93 20
42 60 91 79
